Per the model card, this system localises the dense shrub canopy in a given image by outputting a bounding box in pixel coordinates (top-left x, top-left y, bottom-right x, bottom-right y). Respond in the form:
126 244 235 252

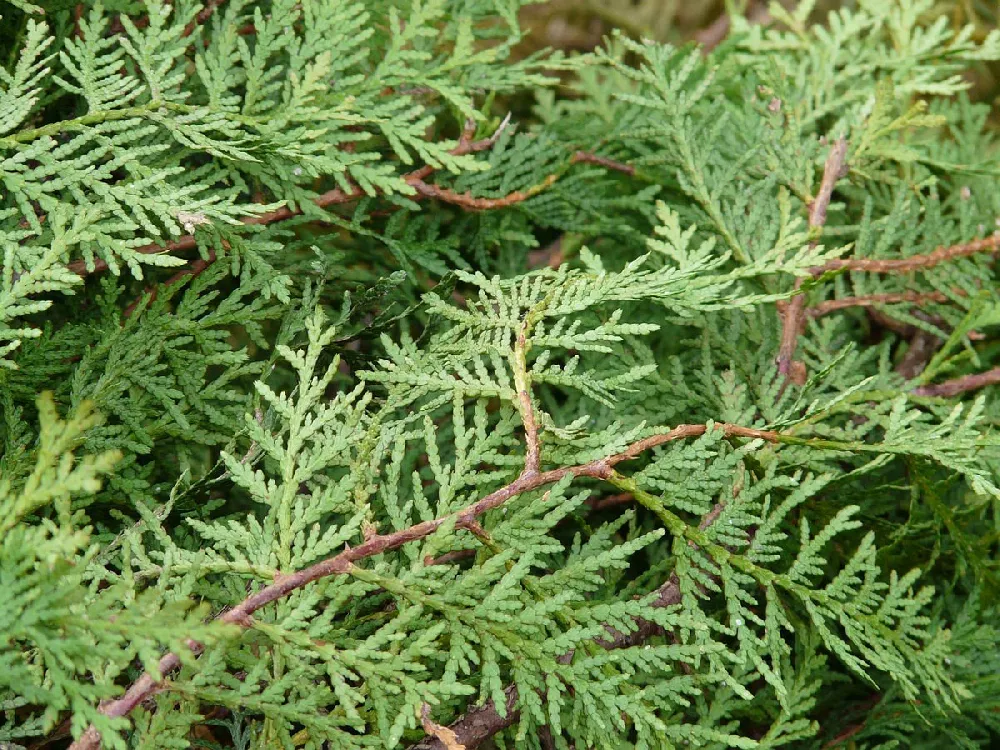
3 1 1000 748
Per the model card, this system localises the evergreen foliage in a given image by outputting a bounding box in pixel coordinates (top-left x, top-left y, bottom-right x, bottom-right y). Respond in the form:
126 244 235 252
2 1 1000 748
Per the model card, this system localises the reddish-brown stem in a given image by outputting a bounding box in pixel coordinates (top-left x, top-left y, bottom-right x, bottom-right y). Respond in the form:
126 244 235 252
409 174 559 211
121 249 218 318
73 4 85 38
896 330 942 380
775 137 849 386
606 423 777 464
812 233 1000 275
776 284 808 386
569 151 635 175
808 138 849 230
784 229 1000 386
911 366 1000 397
68 422 778 750
820 694 882 748
182 0 227 36
806 290 950 317
66 117 543 279
65 121 494 277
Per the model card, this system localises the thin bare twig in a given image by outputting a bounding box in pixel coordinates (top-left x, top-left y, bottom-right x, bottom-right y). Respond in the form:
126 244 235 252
911 366 1000 398
812 233 1000 275
775 137 849 387
806 290 950 318
182 0 227 36
896 330 942 380
569 151 635 175
425 549 477 567
121 249 218 318
68 422 778 750
586 492 633 511
409 174 559 211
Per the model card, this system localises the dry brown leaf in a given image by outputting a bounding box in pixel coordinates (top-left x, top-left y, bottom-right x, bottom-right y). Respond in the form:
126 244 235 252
420 703 465 750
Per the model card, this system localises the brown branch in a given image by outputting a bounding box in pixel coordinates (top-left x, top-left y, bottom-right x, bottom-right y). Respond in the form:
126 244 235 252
410 686 521 750
420 703 466 750
812 233 1000 275
806 290 950 318
121 248 218 318
68 422 778 750
820 693 882 748
182 0 227 36
773 149 1000 389
66 118 508 278
775 137 849 386
776 287 809 387
911 366 1000 398
808 138 849 230
773 147 998 382
409 174 559 211
64 139 623 281
606 423 777 464
569 151 635 175
425 549 477 567
896 330 942 381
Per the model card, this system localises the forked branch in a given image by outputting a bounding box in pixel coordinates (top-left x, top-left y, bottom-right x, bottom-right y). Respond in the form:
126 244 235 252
775 135 1000 387
775 137 849 386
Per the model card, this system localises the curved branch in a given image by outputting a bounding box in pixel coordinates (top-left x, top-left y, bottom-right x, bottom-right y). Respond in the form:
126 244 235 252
774 135 1000 389
66 118 505 277
68 421 778 750
65 137 630 279
409 174 559 211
